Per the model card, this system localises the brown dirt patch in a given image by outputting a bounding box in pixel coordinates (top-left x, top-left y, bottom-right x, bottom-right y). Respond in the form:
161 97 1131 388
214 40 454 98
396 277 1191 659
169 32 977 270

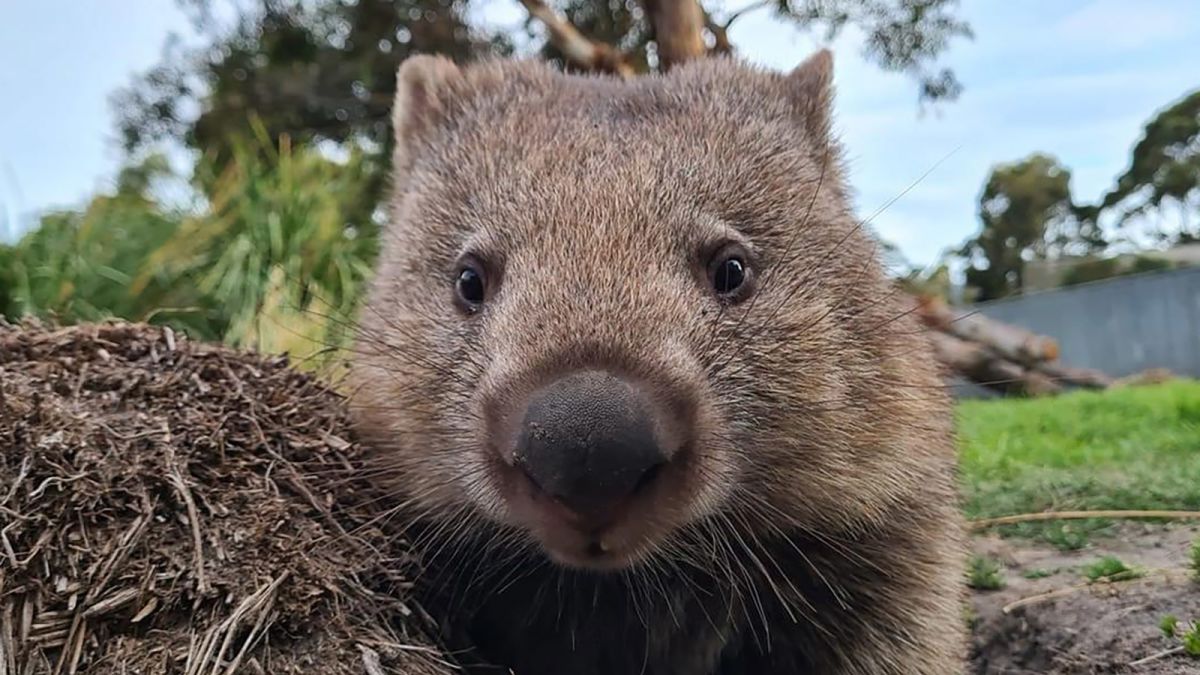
970 524 1200 674
0 321 451 674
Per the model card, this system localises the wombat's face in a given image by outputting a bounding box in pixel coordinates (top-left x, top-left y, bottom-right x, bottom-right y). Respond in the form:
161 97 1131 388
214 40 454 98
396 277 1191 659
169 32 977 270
351 53 948 571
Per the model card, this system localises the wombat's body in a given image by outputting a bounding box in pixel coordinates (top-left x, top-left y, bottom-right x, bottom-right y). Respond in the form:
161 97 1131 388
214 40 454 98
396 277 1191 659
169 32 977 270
349 52 967 675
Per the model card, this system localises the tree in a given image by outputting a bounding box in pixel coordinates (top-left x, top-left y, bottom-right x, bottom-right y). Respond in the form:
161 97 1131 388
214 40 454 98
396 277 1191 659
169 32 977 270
0 244 15 318
956 153 1102 301
115 0 972 172
531 0 971 92
1059 254 1174 288
1101 88 1200 242
114 0 510 197
1059 257 1119 288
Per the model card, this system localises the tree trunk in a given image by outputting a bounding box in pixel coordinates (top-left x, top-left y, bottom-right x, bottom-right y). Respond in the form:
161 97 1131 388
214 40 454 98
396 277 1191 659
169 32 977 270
927 331 1063 397
1034 362 1114 390
916 295 1059 365
640 0 707 69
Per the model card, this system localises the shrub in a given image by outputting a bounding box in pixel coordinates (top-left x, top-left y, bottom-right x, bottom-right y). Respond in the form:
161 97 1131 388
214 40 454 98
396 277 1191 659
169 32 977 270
135 123 379 368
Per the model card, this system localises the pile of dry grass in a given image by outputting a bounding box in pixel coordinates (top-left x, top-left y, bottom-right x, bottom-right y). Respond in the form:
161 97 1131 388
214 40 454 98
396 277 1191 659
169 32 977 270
0 321 452 674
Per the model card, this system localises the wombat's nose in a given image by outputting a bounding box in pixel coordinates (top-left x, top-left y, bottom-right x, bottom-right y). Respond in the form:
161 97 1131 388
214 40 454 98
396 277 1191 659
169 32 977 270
514 370 668 522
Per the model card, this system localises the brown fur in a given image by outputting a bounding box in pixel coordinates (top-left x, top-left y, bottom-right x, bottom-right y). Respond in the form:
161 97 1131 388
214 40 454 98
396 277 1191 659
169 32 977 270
348 50 968 675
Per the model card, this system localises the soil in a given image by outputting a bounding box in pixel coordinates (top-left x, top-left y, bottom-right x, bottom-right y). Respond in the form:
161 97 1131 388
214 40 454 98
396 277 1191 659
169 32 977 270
969 523 1200 674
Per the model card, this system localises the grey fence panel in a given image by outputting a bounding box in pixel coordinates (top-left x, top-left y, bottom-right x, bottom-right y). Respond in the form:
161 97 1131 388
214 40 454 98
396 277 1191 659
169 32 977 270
968 266 1200 379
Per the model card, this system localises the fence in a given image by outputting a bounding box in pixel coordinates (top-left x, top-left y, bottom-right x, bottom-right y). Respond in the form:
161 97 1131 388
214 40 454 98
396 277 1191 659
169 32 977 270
967 266 1200 380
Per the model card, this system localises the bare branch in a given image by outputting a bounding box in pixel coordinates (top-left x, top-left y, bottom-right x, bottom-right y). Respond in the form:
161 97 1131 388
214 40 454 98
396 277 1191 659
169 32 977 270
719 0 773 31
517 0 635 77
703 10 733 55
970 510 1200 531
702 0 776 57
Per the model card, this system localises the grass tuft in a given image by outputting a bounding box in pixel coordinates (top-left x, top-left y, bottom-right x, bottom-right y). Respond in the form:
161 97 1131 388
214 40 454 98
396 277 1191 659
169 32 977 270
1083 556 1144 583
967 555 1006 590
1155 616 1200 660
1191 538 1200 582
1185 624 1200 657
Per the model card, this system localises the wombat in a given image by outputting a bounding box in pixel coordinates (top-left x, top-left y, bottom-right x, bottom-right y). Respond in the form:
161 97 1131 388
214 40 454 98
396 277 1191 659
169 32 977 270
348 49 968 675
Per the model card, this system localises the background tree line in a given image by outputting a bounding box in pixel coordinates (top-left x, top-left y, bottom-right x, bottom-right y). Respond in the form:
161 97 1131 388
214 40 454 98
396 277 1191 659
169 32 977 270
0 0 975 364
911 88 1200 302
1 0 1196 363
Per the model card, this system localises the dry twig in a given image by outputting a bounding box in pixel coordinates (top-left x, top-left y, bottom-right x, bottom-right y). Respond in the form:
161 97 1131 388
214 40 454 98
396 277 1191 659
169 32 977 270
970 510 1200 531
1129 646 1186 667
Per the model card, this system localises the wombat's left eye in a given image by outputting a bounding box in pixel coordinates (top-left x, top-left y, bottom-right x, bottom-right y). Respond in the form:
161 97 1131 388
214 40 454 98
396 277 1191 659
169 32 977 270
714 257 746 294
455 262 486 313
707 244 754 302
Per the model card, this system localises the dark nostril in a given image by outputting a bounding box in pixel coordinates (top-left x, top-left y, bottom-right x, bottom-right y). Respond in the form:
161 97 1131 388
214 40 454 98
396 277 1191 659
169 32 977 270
633 461 665 495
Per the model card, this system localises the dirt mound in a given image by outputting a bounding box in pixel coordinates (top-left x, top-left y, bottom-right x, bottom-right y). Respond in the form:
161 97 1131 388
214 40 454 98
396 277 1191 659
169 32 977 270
0 321 450 674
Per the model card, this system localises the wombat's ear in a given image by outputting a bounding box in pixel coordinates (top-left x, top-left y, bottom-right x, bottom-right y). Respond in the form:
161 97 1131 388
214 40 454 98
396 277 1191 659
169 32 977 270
392 54 464 161
784 49 834 144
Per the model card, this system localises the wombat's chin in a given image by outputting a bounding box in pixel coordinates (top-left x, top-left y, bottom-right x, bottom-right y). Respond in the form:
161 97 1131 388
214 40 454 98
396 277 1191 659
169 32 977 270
530 537 634 571
527 521 664 572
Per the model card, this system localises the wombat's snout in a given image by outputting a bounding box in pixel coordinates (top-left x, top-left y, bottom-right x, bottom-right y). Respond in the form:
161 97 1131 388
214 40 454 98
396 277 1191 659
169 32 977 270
513 370 670 524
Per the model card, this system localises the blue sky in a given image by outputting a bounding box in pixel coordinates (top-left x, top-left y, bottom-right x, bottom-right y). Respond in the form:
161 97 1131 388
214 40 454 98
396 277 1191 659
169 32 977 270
0 1 197 238
1 0 1198 267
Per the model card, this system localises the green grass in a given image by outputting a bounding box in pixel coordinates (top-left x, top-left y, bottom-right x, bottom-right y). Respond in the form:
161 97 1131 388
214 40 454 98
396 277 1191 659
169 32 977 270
1187 625 1200 657
1082 556 1144 583
2 127 377 375
967 555 1006 590
1192 538 1200 581
957 380 1200 549
1161 616 1200 658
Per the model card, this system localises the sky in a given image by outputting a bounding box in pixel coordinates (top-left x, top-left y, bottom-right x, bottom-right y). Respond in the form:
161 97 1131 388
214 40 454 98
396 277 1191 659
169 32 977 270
1 0 1198 268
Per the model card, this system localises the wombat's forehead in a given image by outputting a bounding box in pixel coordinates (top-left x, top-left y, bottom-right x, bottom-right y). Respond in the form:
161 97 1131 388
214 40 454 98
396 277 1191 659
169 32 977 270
441 106 772 207
411 82 826 258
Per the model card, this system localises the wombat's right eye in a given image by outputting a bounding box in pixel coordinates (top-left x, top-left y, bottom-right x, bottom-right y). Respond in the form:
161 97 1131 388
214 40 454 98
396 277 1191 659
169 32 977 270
454 263 486 313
